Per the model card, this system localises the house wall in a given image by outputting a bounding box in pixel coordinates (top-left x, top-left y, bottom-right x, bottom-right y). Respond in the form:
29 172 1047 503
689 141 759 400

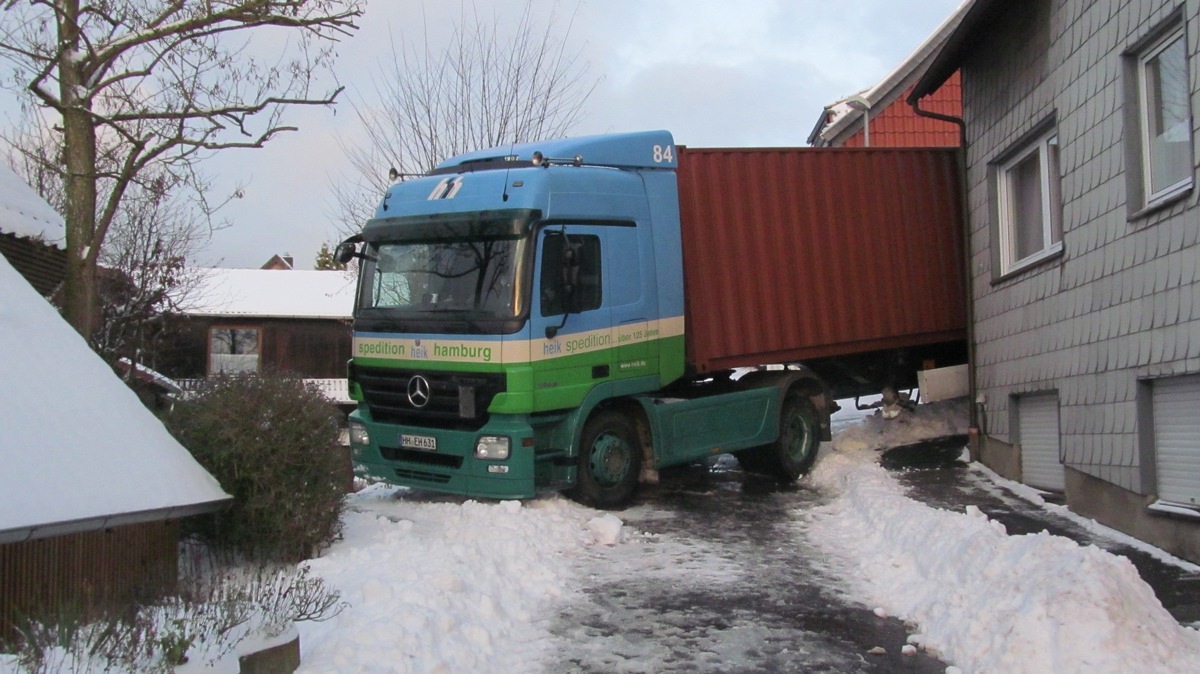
260 319 353 379
838 73 964 148
0 521 178 644
962 0 1200 560
0 233 65 298
160 316 352 380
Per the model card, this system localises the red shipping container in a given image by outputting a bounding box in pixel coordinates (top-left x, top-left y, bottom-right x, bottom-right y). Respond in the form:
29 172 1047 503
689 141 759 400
677 146 966 373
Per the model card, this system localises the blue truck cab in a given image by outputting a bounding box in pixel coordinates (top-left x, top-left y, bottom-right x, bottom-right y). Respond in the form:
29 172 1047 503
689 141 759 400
338 131 828 507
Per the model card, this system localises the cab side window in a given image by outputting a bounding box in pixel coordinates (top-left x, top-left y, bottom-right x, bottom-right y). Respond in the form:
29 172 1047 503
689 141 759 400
540 233 602 316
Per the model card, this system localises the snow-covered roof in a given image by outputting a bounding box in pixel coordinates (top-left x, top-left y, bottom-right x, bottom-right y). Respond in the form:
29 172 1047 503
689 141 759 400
184 268 357 319
0 161 65 247
0 254 230 544
807 0 972 146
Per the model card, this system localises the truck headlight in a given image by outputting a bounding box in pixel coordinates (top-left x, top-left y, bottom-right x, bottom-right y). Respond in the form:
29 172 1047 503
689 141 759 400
349 420 370 446
474 435 511 460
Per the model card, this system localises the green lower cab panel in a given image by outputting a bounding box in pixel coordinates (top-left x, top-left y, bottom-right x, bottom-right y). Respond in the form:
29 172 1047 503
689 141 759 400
349 408 572 500
643 387 780 468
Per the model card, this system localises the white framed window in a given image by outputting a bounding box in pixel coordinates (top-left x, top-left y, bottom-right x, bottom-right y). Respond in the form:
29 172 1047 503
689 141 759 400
208 326 260 374
997 129 1063 274
1138 25 1193 204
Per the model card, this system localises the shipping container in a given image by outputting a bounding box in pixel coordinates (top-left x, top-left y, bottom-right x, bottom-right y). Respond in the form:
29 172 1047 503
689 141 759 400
677 146 967 391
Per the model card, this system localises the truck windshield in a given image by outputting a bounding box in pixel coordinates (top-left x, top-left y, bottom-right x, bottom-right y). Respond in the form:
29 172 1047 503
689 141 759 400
359 238 527 320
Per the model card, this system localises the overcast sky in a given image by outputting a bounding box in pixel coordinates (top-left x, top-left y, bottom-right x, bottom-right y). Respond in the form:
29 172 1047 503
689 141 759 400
5 0 967 269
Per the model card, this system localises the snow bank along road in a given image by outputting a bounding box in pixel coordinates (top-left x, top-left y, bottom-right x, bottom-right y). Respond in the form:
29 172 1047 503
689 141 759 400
293 400 1200 674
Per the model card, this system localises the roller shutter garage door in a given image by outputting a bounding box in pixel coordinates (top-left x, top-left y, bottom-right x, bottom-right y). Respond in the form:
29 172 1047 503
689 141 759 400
1018 394 1064 492
1153 374 1200 506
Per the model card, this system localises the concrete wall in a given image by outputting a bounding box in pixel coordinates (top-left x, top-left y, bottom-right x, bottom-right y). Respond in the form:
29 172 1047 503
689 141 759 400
1066 468 1200 562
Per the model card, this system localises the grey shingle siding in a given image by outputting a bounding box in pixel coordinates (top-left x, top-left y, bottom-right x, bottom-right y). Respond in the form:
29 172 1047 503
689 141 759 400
965 0 1200 496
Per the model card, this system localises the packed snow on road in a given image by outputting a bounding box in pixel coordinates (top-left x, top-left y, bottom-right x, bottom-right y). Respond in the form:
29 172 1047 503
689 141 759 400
6 400 1197 674
286 398 1200 674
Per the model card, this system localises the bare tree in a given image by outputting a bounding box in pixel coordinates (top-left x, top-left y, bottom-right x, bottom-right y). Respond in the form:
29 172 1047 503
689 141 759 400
91 182 208 371
6 108 210 374
0 0 361 339
332 0 597 237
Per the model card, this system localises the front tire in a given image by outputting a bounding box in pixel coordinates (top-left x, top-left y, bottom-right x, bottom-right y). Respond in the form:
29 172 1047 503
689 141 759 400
566 410 641 508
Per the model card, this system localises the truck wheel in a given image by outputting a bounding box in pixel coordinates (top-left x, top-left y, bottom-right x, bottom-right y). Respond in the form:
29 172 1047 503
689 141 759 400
774 394 820 480
738 394 820 481
567 410 641 508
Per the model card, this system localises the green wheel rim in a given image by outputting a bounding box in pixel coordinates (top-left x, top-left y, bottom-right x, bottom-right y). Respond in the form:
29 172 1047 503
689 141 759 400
784 409 815 463
589 432 633 487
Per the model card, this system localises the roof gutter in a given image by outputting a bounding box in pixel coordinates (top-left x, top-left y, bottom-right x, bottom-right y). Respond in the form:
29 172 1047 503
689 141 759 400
0 497 231 545
909 97 980 437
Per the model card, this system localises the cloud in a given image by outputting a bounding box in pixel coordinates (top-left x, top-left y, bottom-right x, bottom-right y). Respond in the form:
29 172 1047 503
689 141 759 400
190 0 964 267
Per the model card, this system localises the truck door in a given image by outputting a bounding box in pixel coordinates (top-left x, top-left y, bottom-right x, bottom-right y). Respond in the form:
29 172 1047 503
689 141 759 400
530 225 619 411
607 223 655 379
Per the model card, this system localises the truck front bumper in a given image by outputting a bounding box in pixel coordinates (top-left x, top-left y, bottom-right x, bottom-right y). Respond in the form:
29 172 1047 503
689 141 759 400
349 408 539 500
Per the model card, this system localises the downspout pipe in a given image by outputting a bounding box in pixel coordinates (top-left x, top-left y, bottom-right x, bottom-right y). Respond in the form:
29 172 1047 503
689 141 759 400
909 98 981 438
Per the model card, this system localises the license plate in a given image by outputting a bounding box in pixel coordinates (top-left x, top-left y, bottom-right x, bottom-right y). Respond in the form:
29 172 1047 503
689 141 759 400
400 434 438 451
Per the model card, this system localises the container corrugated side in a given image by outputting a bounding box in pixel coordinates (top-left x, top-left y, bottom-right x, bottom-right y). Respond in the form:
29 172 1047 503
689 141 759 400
677 146 966 373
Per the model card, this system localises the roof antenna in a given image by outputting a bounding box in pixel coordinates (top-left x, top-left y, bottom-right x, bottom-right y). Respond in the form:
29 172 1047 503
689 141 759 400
501 143 516 202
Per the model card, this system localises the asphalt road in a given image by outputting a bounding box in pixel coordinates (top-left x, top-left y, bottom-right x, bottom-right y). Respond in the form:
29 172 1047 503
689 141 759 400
548 454 953 674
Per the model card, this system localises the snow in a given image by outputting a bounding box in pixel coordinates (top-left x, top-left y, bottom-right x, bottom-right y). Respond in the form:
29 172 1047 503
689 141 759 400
0 253 229 542
4 395 1198 672
806 400 1200 674
185 267 356 319
294 495 593 674
269 398 1200 674
0 162 64 245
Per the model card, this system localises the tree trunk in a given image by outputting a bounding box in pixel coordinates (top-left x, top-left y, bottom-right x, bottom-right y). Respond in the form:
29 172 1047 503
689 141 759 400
58 0 99 339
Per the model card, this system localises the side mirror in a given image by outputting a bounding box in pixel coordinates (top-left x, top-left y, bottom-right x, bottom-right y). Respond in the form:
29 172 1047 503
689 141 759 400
334 241 358 265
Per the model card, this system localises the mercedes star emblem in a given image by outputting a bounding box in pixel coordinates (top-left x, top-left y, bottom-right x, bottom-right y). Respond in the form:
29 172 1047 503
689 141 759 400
407 375 431 408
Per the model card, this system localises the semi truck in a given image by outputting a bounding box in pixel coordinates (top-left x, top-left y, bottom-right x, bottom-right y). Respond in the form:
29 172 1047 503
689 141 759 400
336 130 966 508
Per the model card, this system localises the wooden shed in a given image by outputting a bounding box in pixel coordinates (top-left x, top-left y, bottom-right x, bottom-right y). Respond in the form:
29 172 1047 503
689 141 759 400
0 255 230 642
161 267 358 409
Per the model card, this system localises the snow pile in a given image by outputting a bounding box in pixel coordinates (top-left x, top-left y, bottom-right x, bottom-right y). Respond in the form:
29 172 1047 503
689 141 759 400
587 513 625 545
295 487 599 674
807 403 1200 674
7 395 1199 674
832 396 969 452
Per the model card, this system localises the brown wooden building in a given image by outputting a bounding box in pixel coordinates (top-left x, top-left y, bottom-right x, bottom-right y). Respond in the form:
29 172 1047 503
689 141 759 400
161 267 358 407
1 256 229 642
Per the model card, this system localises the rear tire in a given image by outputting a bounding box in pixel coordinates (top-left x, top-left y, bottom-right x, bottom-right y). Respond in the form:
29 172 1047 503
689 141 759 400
737 394 820 481
566 410 641 508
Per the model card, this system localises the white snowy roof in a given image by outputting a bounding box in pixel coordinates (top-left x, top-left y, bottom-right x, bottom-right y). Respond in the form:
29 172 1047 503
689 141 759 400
0 161 65 246
185 268 357 319
0 254 230 543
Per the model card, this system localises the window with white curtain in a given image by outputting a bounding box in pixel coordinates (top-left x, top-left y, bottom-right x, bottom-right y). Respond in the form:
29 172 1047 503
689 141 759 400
996 129 1063 274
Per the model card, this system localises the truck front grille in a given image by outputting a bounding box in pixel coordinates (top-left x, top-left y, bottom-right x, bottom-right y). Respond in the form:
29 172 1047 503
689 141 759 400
355 365 505 430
